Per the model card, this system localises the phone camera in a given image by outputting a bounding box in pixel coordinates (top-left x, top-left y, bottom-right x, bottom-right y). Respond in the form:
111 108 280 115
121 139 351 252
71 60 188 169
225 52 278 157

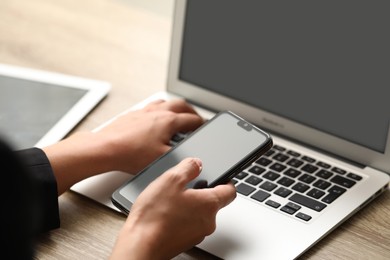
238 120 253 131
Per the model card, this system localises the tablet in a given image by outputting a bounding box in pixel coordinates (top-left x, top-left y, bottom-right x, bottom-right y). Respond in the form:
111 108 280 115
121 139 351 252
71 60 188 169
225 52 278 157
0 63 111 150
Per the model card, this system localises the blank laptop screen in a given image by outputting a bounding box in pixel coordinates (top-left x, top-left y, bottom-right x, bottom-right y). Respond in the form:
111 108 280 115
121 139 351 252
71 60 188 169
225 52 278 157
179 1 389 153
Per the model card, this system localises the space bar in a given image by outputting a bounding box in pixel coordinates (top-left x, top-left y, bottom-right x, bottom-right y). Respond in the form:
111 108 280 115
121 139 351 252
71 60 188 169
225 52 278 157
289 193 327 212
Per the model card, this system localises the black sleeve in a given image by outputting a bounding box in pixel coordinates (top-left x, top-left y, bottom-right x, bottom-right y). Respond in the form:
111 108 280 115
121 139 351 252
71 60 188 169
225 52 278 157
15 147 61 233
1 139 58 259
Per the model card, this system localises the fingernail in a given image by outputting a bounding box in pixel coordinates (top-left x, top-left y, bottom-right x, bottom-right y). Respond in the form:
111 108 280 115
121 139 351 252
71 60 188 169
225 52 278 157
193 158 203 172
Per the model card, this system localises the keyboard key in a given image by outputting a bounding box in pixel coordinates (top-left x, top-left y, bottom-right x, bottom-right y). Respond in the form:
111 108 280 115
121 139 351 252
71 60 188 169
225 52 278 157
273 144 286 151
281 206 296 215
296 212 312 221
277 176 295 187
347 172 362 181
266 200 281 208
322 185 346 204
316 161 331 169
270 162 287 172
256 157 272 166
284 168 301 178
329 185 347 194
250 189 271 202
316 169 333 179
234 171 248 180
236 183 256 196
287 150 300 157
170 133 187 145
292 182 310 193
274 187 292 198
245 176 262 186
260 181 277 191
313 179 331 190
302 156 315 163
331 167 346 175
290 193 327 212
307 188 326 199
287 158 304 168
264 149 275 157
286 202 301 211
330 175 356 188
248 165 266 175
281 202 301 214
301 164 319 174
273 153 289 162
298 174 316 184
263 171 281 181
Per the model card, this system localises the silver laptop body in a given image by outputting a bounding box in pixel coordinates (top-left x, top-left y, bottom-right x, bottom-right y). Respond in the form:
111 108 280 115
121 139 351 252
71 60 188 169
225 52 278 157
72 1 389 259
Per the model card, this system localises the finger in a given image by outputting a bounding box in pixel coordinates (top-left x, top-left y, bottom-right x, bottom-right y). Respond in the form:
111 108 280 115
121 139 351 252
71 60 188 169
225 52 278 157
170 113 204 135
148 99 165 105
162 99 200 115
208 183 237 209
142 99 166 111
164 158 203 189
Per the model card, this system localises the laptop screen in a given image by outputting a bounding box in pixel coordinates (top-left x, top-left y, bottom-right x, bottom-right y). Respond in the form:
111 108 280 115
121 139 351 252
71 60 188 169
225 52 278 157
178 1 389 154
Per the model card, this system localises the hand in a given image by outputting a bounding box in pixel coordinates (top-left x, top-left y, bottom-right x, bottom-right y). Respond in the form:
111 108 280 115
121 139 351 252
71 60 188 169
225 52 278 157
93 99 204 174
43 99 204 195
110 158 237 260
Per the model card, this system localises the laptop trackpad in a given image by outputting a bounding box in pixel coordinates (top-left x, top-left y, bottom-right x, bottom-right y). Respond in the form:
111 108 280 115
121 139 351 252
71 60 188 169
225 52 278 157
197 196 310 260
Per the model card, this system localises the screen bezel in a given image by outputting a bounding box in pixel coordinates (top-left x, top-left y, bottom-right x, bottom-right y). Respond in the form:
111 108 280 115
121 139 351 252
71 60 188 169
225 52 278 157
166 0 390 173
0 63 110 149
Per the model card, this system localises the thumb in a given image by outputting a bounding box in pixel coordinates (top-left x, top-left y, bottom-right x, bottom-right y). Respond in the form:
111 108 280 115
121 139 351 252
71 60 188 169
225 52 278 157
210 183 237 209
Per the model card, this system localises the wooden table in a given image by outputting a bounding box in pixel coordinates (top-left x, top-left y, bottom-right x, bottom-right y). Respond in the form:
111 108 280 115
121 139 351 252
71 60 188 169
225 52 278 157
1 0 389 259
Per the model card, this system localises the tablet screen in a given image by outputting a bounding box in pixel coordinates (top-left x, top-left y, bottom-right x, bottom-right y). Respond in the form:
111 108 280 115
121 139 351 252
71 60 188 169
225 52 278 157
0 76 87 149
0 64 110 150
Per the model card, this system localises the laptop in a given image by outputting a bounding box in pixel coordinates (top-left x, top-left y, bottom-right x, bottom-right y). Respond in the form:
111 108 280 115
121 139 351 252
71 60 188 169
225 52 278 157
71 1 390 259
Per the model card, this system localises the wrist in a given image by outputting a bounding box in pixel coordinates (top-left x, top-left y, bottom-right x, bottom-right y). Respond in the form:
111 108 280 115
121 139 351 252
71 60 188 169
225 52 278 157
111 218 158 260
43 131 113 194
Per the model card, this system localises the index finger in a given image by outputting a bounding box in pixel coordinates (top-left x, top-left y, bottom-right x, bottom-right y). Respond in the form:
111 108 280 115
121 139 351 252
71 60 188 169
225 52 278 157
161 99 200 115
169 113 204 135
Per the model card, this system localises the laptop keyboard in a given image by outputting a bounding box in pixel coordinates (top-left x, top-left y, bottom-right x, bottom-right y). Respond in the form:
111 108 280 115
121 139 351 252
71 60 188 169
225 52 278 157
233 144 363 222
171 133 363 222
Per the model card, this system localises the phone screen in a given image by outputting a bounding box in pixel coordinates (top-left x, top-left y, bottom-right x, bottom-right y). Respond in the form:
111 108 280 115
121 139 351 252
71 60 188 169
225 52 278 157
116 111 272 208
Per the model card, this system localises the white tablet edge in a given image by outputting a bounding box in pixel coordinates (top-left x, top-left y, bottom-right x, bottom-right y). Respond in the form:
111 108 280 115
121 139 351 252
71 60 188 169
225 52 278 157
0 63 111 148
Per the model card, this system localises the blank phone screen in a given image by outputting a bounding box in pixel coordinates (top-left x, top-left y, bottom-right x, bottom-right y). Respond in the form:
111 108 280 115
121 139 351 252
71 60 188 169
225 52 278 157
119 111 270 204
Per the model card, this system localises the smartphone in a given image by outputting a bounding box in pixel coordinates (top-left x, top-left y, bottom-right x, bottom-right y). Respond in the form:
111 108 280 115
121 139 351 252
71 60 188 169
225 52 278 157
111 111 273 213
